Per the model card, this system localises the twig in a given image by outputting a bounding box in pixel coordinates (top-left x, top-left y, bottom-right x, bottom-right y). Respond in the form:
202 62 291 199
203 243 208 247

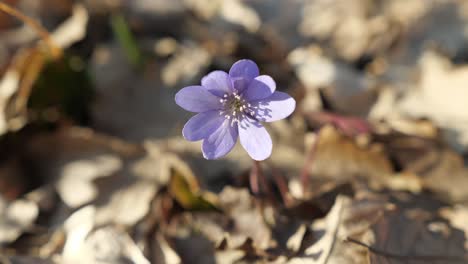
345 237 467 262
0 2 61 59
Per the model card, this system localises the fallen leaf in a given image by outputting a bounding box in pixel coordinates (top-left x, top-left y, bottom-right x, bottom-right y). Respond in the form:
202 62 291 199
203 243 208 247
218 186 273 250
288 196 345 264
305 125 393 190
440 206 468 249
299 0 398 61
220 0 261 33
369 210 467 264
94 179 158 225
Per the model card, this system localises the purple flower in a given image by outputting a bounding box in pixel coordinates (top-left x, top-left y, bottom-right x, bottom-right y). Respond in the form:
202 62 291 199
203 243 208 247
175 59 296 161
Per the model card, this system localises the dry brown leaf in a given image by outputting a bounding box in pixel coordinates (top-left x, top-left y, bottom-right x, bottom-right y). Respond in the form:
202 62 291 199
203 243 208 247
62 205 96 262
308 125 393 187
86 227 151 264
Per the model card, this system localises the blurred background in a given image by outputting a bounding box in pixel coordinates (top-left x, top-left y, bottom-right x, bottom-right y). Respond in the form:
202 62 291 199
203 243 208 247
1 0 468 263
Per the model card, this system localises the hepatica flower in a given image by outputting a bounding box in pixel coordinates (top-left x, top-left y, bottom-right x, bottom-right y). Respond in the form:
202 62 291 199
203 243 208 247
175 59 296 161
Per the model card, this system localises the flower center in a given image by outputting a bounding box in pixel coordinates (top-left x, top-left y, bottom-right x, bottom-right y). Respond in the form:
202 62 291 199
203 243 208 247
219 92 255 125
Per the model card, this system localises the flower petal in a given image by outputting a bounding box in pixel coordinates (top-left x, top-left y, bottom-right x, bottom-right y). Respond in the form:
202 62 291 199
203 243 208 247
182 111 225 141
229 59 259 93
238 117 272 161
201 71 233 97
251 91 296 122
202 120 238 159
175 86 223 112
243 75 276 101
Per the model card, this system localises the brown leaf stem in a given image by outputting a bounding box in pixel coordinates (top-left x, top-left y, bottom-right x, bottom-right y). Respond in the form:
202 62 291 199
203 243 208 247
0 2 62 59
345 237 467 262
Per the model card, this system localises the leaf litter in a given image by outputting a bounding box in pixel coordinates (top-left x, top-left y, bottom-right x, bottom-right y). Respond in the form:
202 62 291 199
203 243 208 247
0 0 468 263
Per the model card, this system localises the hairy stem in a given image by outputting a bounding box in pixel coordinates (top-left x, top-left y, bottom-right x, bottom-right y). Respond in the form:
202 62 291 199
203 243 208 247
299 131 319 198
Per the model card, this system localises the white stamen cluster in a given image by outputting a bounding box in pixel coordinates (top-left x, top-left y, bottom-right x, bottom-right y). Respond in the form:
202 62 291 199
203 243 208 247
219 92 255 126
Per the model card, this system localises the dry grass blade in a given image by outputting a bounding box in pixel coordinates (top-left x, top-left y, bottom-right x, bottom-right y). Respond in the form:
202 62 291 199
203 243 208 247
0 2 61 59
